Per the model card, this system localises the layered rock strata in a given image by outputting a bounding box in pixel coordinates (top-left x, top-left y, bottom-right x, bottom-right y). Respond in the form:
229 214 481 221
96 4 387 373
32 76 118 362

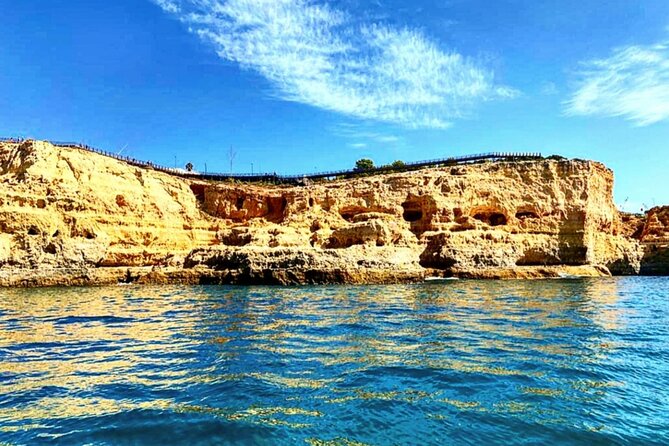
0 140 661 286
621 206 669 275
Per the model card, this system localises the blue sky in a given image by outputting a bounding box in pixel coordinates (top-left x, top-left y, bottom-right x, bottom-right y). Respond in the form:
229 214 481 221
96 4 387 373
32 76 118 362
1 0 669 211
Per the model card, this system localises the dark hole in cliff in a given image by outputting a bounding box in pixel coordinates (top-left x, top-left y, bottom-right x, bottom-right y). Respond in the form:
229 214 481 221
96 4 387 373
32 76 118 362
309 197 314 207
27 226 39 236
419 251 457 270
473 212 507 226
266 196 288 223
45 243 57 254
516 211 539 220
85 230 96 240
36 199 46 209
490 213 507 226
235 197 245 210
189 184 205 202
630 223 645 240
52 230 60 238
219 231 252 247
453 207 463 218
402 201 423 222
403 210 422 222
339 206 368 222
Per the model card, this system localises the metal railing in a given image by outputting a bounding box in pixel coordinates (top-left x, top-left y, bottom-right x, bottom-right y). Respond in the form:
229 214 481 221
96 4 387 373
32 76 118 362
0 137 543 185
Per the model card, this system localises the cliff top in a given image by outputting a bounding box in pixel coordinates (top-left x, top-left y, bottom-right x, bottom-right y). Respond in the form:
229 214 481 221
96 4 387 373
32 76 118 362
0 138 609 190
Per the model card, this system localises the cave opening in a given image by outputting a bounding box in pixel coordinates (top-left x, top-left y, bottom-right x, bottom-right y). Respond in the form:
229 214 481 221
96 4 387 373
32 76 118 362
489 213 507 226
339 206 368 222
266 197 288 223
401 201 423 222
472 210 508 226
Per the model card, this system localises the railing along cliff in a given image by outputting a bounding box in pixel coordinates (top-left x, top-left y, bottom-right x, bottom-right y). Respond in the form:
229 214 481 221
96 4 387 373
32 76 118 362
0 137 542 185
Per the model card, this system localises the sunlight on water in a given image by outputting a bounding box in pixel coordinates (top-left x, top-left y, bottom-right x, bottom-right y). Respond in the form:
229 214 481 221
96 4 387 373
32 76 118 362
1 278 668 445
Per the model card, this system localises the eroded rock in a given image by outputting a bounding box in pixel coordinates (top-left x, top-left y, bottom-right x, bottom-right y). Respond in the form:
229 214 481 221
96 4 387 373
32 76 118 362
0 139 660 285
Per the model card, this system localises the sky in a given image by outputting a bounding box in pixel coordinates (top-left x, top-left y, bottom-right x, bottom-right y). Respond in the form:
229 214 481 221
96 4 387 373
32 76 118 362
1 0 669 211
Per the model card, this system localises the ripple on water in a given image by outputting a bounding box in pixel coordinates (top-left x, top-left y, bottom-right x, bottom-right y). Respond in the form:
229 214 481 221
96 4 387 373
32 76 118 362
0 278 668 445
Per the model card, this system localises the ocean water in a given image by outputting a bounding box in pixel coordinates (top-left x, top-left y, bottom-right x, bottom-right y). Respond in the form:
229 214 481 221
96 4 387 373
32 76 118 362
1 278 668 445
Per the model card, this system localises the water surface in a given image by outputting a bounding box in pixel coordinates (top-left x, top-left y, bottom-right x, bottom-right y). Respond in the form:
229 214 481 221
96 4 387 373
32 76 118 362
1 278 668 445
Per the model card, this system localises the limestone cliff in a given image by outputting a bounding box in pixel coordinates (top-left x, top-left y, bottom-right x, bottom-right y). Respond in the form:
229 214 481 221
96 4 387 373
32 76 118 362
621 206 669 275
0 140 658 286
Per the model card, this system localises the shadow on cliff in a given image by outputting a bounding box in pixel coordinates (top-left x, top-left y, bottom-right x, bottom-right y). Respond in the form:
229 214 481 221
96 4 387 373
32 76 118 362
555 211 589 266
639 245 669 275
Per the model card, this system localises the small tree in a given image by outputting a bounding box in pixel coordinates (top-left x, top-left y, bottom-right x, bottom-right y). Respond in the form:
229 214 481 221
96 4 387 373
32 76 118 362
185 162 194 172
391 160 405 169
355 158 375 171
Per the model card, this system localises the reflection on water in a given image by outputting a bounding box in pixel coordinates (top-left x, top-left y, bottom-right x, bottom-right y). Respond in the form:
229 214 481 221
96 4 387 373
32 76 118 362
1 278 668 445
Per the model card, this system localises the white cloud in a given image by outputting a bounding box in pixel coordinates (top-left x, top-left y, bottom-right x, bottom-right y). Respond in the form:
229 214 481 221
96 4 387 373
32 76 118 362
565 42 669 126
349 142 367 148
153 0 515 128
154 0 180 13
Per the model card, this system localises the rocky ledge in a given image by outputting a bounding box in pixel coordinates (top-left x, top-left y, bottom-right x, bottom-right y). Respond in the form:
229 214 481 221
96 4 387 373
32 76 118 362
0 140 666 287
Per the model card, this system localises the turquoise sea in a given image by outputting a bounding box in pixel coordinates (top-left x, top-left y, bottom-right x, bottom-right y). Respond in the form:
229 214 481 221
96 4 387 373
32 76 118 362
1 278 668 445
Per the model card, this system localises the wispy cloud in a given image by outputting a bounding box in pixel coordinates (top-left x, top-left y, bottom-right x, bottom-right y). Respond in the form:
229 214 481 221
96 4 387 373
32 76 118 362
565 41 669 126
154 0 180 13
152 0 515 128
349 142 367 149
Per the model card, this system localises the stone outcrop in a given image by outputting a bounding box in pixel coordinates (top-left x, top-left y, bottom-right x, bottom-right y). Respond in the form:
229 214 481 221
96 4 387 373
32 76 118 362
0 140 218 271
621 206 669 275
0 139 662 286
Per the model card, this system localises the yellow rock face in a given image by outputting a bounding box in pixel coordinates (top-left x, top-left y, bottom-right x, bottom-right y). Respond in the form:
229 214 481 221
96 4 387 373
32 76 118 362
0 140 218 269
633 206 669 275
0 140 650 285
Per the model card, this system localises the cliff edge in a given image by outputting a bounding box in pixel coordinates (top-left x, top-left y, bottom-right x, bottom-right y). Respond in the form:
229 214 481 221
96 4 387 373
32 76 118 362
0 140 662 286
